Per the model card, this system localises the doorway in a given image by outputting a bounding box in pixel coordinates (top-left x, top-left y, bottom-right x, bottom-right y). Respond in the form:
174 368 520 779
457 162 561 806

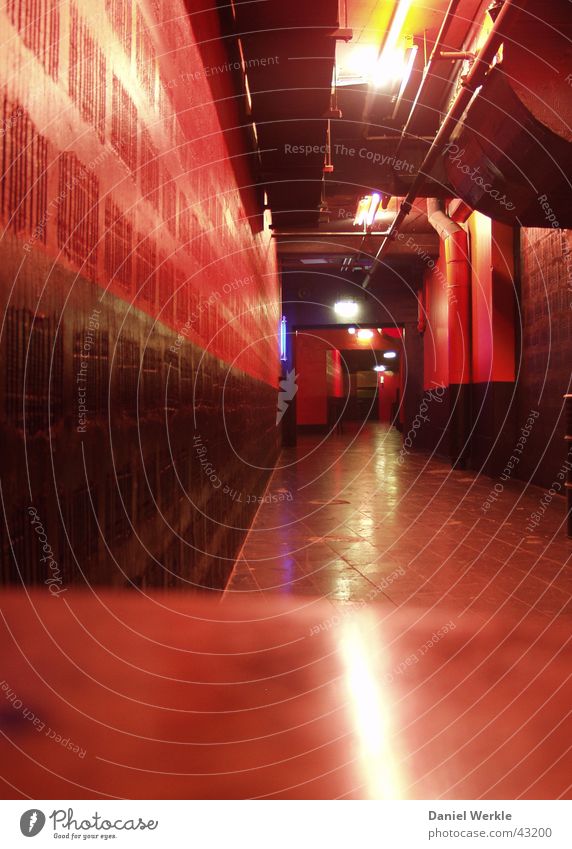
293 326 403 432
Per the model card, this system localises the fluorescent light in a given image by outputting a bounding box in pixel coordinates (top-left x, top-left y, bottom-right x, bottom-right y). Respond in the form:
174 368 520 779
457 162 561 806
354 196 371 227
334 300 359 319
354 193 381 228
357 328 374 340
366 193 381 226
336 43 379 87
373 46 416 88
374 364 386 372
383 351 397 359
372 0 415 88
395 45 418 98
280 316 287 362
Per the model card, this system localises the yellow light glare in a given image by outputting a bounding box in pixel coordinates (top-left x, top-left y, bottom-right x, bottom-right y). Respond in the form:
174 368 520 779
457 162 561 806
354 194 381 228
337 43 380 85
372 47 411 88
354 196 371 227
366 193 381 226
372 0 415 88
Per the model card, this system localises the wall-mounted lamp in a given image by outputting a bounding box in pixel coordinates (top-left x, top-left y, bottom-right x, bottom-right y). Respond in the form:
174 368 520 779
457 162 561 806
373 364 386 372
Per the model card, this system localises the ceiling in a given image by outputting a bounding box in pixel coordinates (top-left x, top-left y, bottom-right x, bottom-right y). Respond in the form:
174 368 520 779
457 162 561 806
215 0 572 282
225 0 485 219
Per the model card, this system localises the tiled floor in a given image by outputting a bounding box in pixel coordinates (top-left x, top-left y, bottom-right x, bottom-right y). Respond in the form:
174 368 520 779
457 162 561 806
2 425 570 800
226 423 572 622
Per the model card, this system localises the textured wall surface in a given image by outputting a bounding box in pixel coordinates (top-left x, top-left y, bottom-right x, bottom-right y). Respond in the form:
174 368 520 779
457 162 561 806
418 216 570 488
516 227 572 488
0 0 280 590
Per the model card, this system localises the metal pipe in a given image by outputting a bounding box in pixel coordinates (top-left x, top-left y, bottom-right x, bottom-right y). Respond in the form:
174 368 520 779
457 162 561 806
359 134 434 141
438 51 476 60
564 394 572 537
362 0 517 289
427 199 471 467
272 231 391 238
426 197 462 239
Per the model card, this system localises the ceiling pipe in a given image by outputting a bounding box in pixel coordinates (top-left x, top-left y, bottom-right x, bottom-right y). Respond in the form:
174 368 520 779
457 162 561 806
272 231 391 238
427 199 471 467
359 134 434 141
361 0 413 139
361 0 518 290
396 0 463 150
438 51 476 60
426 197 463 240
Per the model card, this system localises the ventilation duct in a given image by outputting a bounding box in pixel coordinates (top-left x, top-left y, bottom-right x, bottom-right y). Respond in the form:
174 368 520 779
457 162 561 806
441 0 572 226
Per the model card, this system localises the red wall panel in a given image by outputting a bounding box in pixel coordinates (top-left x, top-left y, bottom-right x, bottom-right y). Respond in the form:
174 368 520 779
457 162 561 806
0 0 280 590
423 249 449 391
0 0 279 385
296 333 328 425
327 348 344 398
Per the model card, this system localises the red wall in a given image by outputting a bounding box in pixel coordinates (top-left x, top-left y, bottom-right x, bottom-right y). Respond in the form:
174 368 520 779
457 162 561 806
0 0 280 590
469 213 494 383
0 0 279 384
423 249 449 390
295 333 328 425
423 213 515 390
326 348 344 398
295 328 401 425
468 213 515 383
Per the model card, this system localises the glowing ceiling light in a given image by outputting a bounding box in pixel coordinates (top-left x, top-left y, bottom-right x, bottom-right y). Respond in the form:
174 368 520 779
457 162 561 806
334 299 359 319
372 0 415 88
396 44 418 96
354 193 381 228
383 351 397 359
366 193 381 227
347 326 356 334
336 43 379 86
372 48 406 87
354 196 370 227
374 364 386 372
357 328 374 341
